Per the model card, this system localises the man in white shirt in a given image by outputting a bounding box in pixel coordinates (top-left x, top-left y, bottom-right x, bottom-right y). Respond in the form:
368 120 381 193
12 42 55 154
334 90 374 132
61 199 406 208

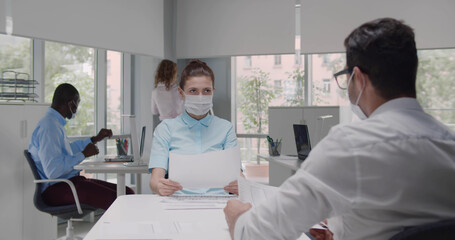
224 18 455 240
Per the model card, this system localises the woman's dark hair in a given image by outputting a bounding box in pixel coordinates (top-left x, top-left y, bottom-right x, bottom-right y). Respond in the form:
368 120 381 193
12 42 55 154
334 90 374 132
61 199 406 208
179 59 215 89
344 18 418 99
155 59 177 90
51 83 79 108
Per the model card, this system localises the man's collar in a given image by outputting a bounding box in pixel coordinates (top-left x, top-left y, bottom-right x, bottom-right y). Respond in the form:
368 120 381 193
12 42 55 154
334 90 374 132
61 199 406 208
181 111 212 128
49 107 67 126
370 97 422 118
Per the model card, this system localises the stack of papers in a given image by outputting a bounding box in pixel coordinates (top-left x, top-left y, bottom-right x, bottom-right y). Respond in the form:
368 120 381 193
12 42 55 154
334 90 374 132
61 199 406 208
169 146 241 188
160 195 237 210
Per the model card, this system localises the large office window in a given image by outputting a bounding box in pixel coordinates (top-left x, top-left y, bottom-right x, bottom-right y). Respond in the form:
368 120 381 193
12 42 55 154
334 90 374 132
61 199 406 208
0 34 32 79
44 41 95 136
310 53 348 106
233 48 455 163
417 49 455 130
106 50 123 155
0 34 32 102
235 54 304 162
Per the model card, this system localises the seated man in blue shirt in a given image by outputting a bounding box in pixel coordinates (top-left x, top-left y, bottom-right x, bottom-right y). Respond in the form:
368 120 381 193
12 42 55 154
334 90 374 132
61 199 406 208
149 59 242 196
28 83 134 210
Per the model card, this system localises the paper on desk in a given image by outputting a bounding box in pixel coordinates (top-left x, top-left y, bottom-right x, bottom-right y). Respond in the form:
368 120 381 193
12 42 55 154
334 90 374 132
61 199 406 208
238 176 279 206
101 221 199 236
160 195 237 210
169 146 241 188
101 221 163 236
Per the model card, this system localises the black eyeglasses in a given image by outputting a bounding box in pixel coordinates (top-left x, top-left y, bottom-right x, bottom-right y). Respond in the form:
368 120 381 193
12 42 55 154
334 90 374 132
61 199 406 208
333 69 352 90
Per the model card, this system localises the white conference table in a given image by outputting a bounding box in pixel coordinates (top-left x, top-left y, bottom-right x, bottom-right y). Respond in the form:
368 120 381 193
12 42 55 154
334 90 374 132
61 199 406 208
74 157 149 196
84 194 312 240
84 194 232 240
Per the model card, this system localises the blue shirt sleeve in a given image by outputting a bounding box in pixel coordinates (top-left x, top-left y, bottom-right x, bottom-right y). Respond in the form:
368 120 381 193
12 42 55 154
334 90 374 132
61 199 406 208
148 122 171 173
37 126 85 179
70 138 91 153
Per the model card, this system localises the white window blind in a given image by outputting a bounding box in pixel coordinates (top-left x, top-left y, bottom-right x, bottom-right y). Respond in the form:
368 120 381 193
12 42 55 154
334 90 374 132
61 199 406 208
176 0 296 59
300 0 455 54
0 0 164 57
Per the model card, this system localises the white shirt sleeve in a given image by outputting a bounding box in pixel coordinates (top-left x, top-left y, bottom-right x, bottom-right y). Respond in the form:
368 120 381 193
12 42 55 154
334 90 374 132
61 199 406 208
234 127 358 239
151 91 159 115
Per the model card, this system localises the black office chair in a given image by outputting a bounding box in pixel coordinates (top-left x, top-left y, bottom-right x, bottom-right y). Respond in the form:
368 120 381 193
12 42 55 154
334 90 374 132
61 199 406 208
24 150 98 240
389 219 455 240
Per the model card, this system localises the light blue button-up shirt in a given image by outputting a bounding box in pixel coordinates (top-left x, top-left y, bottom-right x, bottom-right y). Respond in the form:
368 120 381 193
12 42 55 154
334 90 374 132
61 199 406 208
28 108 91 191
149 111 238 194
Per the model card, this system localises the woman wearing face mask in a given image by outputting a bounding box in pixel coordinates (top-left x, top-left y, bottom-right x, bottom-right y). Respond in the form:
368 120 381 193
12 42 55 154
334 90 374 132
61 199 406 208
151 59 183 121
148 59 241 196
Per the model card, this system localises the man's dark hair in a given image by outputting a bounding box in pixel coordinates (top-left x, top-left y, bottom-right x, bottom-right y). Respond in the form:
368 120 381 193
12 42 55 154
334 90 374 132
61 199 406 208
51 83 79 108
344 18 418 99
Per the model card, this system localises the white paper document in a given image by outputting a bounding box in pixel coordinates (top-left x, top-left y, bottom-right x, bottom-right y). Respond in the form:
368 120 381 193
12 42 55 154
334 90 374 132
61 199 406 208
238 176 279 206
160 195 237 210
169 146 241 188
101 221 199 237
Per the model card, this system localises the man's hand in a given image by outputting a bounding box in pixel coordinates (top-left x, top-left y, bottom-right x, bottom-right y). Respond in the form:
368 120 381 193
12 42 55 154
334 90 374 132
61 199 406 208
224 180 239 195
82 143 99 158
155 178 183 196
224 199 252 239
149 168 182 195
309 220 333 240
309 228 333 240
91 128 113 144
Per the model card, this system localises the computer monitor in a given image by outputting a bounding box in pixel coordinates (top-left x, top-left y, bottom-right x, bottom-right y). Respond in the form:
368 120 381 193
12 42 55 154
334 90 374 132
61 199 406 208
293 124 311 161
140 126 146 157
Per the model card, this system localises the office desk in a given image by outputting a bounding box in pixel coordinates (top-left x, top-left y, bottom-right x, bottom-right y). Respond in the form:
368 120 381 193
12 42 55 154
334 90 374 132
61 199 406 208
258 155 302 187
74 158 149 196
84 195 231 240
84 195 312 240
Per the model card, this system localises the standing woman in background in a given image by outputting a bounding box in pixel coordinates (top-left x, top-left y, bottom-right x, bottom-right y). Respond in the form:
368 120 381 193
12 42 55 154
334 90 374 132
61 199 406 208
151 59 183 121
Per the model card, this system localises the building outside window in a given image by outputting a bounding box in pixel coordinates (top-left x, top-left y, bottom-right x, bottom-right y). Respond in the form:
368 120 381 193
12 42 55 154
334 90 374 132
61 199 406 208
416 49 455 131
274 79 282 90
244 56 252 68
311 53 348 106
274 55 282 66
322 79 331 94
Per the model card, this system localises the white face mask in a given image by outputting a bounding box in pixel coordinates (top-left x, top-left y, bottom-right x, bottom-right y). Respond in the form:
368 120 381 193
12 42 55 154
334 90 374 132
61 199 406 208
184 94 213 116
347 72 367 120
68 100 77 120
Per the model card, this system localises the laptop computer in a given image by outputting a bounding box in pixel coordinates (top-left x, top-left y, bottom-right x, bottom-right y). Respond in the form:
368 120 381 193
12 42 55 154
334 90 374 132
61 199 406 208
293 124 311 161
104 126 146 162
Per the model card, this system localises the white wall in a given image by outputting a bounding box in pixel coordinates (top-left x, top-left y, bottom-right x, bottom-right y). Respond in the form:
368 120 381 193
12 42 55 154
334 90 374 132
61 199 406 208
0 0 164 57
301 0 455 53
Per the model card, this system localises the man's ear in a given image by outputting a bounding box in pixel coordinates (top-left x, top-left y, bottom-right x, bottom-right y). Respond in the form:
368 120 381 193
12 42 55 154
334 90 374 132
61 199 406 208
352 66 367 90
